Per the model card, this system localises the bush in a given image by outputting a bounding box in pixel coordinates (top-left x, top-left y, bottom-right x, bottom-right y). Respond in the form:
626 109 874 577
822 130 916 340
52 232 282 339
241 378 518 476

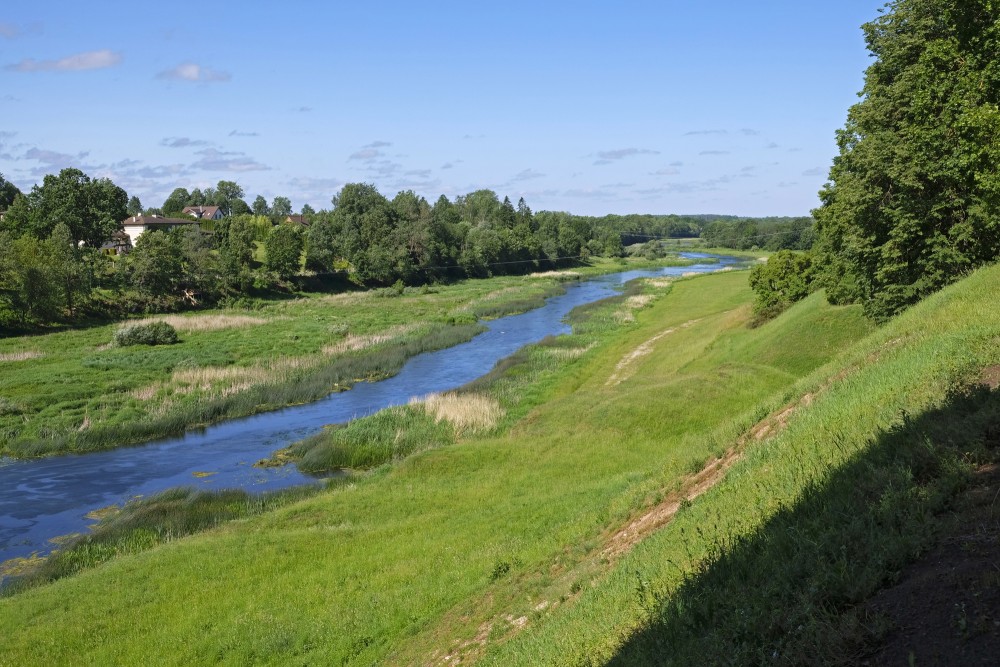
112 321 179 347
748 250 815 324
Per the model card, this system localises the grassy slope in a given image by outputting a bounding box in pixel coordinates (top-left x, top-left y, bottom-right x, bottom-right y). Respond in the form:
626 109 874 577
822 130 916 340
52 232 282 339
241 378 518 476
486 264 1000 665
0 270 870 665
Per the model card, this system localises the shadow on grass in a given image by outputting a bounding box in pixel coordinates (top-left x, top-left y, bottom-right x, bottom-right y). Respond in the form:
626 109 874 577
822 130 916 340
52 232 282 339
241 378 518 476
607 381 1000 666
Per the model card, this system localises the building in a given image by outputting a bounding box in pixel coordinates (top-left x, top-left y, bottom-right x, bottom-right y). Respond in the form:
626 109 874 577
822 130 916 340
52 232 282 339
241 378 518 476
100 230 133 255
284 214 310 226
182 205 223 220
121 214 199 245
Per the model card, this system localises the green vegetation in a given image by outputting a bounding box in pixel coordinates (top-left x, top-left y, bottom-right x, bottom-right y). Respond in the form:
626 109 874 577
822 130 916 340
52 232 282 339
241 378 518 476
112 321 178 347
748 249 816 322
0 269 878 664
0 255 689 458
2 485 325 596
814 0 1000 320
489 262 1000 666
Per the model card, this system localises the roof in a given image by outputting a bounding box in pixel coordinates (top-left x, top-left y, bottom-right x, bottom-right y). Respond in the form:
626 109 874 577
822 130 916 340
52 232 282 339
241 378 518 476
123 215 199 226
182 205 221 219
284 214 309 226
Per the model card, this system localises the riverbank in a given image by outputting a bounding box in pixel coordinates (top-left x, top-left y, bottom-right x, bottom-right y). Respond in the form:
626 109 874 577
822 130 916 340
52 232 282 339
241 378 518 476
0 254 703 459
0 268 873 664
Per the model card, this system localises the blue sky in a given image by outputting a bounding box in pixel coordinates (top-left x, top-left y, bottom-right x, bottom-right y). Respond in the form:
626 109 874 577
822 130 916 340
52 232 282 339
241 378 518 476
1 1 884 216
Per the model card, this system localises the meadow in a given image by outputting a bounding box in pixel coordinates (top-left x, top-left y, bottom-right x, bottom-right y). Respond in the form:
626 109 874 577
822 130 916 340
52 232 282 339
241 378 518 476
0 255 683 458
0 264 887 665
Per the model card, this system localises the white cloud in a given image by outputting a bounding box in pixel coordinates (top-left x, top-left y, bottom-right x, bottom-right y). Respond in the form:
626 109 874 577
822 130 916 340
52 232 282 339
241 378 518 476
156 62 231 83
595 148 660 162
6 49 122 72
191 148 268 172
161 137 209 148
349 148 382 161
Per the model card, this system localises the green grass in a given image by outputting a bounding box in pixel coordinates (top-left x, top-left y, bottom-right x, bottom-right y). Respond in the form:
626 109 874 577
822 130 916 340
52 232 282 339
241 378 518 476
0 254 691 458
482 263 1000 666
0 268 876 665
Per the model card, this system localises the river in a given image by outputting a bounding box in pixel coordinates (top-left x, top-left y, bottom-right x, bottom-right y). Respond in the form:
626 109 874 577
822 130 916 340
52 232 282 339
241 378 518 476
0 254 745 570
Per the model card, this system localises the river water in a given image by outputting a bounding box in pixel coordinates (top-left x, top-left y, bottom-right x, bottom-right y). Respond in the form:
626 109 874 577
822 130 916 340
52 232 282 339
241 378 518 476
0 254 744 569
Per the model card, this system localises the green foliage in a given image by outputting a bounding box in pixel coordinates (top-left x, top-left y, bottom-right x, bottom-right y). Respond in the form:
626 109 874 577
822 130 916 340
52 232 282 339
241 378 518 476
112 321 179 347
814 0 1000 321
0 172 22 210
124 230 183 299
1 168 126 247
264 224 304 279
748 251 815 321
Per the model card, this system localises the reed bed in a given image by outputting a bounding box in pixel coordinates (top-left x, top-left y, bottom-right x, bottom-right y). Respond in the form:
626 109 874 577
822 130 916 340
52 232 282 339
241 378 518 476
412 392 505 434
322 324 416 355
131 315 269 332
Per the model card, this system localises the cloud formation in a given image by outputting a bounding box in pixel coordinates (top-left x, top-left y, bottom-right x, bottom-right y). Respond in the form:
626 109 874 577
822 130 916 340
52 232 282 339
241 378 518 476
229 130 259 137
700 150 730 155
192 148 268 172
685 129 727 136
156 62 231 83
349 148 383 161
592 148 660 165
6 49 122 72
161 137 209 148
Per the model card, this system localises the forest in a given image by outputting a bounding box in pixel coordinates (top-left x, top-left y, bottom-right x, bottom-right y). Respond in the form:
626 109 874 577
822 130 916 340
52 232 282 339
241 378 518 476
0 169 810 330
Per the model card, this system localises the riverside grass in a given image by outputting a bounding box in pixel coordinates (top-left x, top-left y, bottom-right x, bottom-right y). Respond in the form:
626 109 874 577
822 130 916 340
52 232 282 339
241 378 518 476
0 269 876 665
0 255 682 458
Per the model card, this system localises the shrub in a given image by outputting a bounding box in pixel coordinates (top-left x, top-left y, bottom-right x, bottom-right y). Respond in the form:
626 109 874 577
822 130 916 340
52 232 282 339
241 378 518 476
112 321 179 347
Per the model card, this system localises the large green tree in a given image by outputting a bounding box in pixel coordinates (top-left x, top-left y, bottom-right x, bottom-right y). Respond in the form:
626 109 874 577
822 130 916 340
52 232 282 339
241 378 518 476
2 168 127 247
814 0 1000 320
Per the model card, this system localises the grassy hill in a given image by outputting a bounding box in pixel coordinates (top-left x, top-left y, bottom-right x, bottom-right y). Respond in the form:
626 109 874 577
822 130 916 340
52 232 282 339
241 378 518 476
2 262 996 665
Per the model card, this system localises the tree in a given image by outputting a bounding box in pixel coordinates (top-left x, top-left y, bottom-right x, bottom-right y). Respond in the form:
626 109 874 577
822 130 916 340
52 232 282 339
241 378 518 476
124 230 183 298
301 203 316 216
264 224 303 279
252 195 270 217
162 187 190 214
748 250 815 321
127 195 143 217
5 168 127 247
0 232 61 324
0 172 21 210
45 223 90 316
214 180 245 217
271 196 292 218
814 0 1000 320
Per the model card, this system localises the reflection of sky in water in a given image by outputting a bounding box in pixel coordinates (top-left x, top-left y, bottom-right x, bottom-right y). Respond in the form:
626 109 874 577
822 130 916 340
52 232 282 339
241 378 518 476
0 255 746 569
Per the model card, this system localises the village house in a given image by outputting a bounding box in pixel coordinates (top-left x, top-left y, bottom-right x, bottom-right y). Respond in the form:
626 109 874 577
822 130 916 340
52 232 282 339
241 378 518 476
182 205 223 220
284 214 309 226
121 214 200 246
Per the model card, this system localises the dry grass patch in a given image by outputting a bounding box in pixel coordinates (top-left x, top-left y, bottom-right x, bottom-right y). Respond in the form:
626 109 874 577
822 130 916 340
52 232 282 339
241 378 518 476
544 344 596 360
646 278 673 289
613 294 656 324
132 315 268 332
412 392 504 435
322 324 417 355
529 270 581 279
0 350 43 362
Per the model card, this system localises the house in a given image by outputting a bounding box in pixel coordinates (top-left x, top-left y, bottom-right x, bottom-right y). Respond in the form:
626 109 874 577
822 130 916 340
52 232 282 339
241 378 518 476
182 205 223 220
284 214 309 226
100 230 133 255
121 214 199 245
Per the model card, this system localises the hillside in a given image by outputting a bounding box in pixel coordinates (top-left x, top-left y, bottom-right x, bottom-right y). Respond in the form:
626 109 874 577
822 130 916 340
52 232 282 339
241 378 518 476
2 263 997 665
